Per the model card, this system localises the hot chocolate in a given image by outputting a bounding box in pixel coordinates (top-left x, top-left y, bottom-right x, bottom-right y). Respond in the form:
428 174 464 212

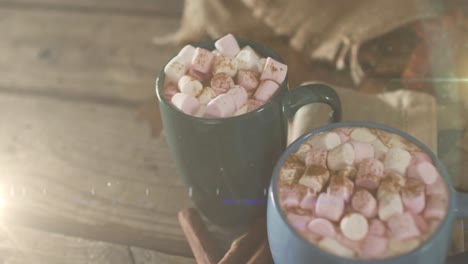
163 34 288 118
277 127 448 259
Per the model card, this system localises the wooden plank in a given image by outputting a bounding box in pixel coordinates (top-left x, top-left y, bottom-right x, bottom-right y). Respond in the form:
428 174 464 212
131 247 195 264
0 225 134 264
0 92 193 257
0 225 193 264
0 8 180 102
0 0 184 16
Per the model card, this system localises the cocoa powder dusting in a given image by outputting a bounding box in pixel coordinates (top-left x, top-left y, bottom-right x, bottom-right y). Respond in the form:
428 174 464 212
352 190 370 210
402 178 424 196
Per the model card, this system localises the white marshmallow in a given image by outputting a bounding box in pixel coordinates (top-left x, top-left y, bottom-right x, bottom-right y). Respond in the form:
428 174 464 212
280 155 305 184
197 87 217 105
384 147 411 175
177 45 196 66
212 55 238 77
378 193 403 221
350 128 377 142
194 105 206 118
318 238 355 258
171 93 200 115
236 46 261 72
164 56 188 81
327 143 355 171
205 94 237 118
280 155 305 185
298 165 330 194
295 143 312 162
307 132 341 150
340 213 368 241
178 75 203 97
258 58 267 72
234 104 248 116
371 139 389 160
226 85 248 110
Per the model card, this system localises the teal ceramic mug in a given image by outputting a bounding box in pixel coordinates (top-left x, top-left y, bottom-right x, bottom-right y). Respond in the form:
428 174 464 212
155 37 342 229
267 121 468 264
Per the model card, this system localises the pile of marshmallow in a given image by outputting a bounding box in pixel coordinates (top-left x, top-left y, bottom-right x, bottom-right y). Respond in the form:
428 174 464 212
163 34 288 118
278 127 448 259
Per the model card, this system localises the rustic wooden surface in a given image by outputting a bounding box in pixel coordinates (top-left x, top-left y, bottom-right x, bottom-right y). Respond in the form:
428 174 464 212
0 0 466 263
0 224 194 264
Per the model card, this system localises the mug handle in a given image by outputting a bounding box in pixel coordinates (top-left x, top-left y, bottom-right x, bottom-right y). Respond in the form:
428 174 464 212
282 83 342 125
446 191 468 264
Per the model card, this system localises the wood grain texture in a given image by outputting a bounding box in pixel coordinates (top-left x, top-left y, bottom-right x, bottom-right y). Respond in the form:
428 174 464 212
130 247 195 264
0 225 134 264
0 0 184 16
0 7 180 102
0 225 194 264
0 92 193 257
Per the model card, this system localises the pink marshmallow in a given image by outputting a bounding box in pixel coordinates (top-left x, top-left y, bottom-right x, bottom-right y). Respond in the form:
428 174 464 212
426 177 447 196
358 158 384 178
351 189 377 218
368 219 386 236
279 185 305 199
300 190 317 211
247 99 264 112
210 73 235 94
204 94 236 118
254 80 280 102
226 86 248 110
308 218 336 237
387 212 421 240
361 235 388 259
163 81 179 99
411 151 432 164
349 141 374 163
236 70 259 91
356 173 380 190
171 93 200 115
281 192 300 208
401 179 426 214
338 132 350 143
407 161 439 185
356 158 384 190
424 195 447 220
305 149 328 168
412 213 429 233
286 213 312 232
315 193 345 222
191 48 215 74
335 233 362 253
260 57 288 84
327 175 354 202
214 34 241 57
189 68 211 81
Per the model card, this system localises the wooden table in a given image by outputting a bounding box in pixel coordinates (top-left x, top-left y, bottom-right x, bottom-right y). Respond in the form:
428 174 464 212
0 1 467 263
0 0 196 262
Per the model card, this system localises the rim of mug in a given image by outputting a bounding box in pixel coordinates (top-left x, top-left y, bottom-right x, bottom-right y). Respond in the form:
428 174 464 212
270 121 456 263
155 36 289 124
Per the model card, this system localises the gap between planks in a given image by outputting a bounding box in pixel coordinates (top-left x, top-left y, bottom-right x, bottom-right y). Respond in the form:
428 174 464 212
0 0 184 18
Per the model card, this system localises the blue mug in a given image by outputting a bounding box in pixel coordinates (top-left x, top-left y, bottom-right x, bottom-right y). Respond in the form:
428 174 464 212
267 121 468 264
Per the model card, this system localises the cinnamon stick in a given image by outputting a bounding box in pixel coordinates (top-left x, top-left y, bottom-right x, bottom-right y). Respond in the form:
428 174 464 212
178 208 224 264
218 218 267 264
246 239 274 264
